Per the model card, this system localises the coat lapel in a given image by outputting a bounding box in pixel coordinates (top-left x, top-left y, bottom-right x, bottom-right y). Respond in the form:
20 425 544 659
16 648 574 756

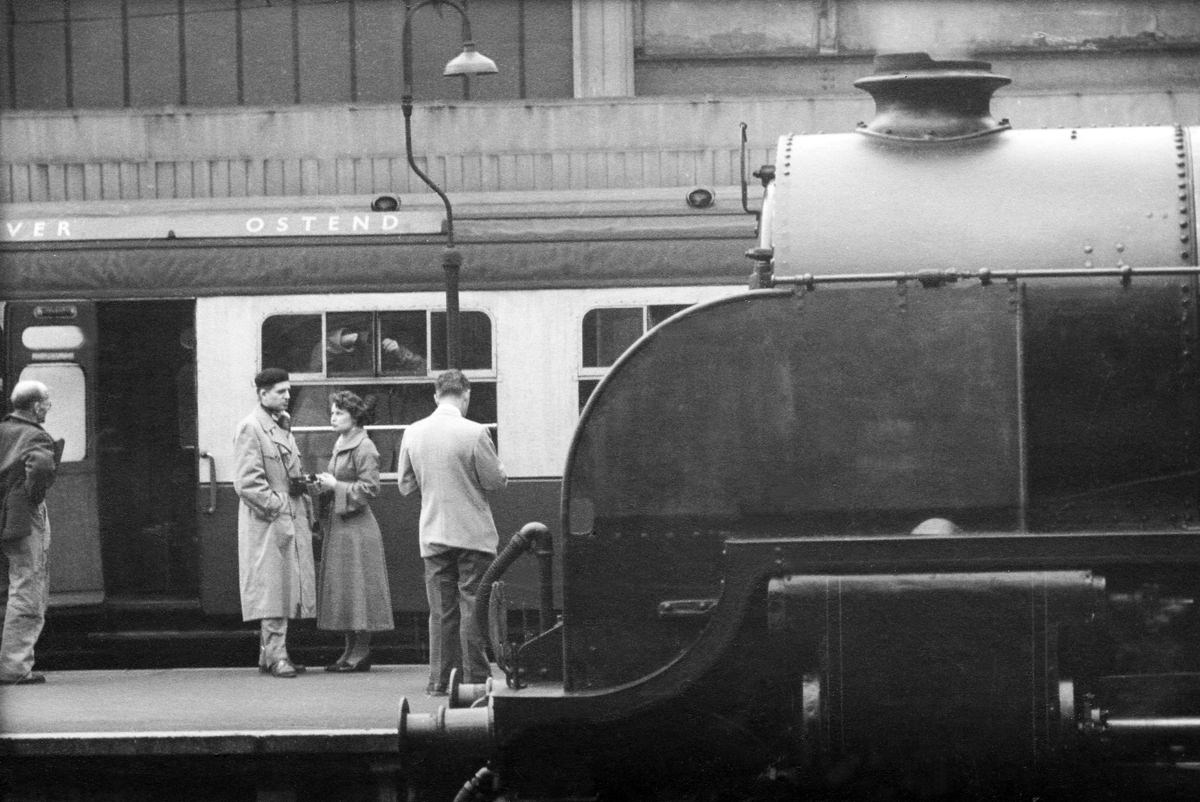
255 407 297 468
334 428 366 455
330 429 365 476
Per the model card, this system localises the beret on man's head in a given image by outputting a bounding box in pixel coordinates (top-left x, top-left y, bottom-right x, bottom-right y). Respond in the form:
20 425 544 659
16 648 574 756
254 367 290 390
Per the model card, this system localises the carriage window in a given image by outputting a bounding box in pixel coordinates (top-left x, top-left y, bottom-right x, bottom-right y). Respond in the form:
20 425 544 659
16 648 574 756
262 310 492 379
289 382 498 476
19 363 86 462
21 325 86 351
379 311 428 375
325 311 376 377
262 315 322 374
648 304 689 328
290 382 438 430
579 304 692 409
431 311 493 371
582 308 642 369
263 309 496 475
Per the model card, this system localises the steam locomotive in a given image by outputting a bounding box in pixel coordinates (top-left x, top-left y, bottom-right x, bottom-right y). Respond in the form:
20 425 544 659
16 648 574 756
399 54 1200 800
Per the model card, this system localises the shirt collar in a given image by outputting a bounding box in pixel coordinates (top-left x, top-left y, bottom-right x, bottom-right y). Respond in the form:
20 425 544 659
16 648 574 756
434 403 463 417
5 410 41 426
254 405 285 432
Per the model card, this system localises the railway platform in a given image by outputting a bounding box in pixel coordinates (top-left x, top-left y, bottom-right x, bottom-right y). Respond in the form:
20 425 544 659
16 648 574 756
0 664 457 801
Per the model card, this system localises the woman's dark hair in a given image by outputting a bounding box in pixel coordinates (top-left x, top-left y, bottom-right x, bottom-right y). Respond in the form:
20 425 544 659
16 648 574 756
329 389 373 426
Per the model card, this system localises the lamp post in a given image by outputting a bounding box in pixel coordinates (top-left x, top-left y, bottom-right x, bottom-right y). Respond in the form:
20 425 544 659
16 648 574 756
401 0 497 370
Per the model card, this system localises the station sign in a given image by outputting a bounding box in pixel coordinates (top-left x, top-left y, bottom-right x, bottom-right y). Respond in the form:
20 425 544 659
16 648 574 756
1 210 445 242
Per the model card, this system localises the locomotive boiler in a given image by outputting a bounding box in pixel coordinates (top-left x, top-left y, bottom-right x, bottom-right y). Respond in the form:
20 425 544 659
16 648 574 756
399 54 1200 801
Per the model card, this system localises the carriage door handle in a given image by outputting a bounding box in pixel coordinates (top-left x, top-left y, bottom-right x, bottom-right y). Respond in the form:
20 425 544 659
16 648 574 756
199 451 217 515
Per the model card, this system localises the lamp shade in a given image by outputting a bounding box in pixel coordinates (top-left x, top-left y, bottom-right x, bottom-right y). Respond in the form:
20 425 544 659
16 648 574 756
443 42 498 76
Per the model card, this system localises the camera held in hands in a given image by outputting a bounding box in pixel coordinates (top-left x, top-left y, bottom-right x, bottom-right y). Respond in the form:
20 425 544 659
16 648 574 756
288 474 317 497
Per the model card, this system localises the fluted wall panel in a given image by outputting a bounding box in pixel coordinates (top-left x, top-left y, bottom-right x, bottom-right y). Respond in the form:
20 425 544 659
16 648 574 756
3 89 1200 203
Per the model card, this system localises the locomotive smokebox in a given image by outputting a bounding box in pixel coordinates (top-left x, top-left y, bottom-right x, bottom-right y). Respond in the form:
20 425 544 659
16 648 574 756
854 52 1012 141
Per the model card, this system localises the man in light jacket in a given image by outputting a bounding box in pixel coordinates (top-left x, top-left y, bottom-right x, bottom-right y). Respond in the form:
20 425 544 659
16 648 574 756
398 369 507 696
0 381 58 685
233 368 316 678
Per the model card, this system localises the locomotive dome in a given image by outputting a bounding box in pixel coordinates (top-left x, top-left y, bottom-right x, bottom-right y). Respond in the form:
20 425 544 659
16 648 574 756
853 51 1012 142
758 52 1191 281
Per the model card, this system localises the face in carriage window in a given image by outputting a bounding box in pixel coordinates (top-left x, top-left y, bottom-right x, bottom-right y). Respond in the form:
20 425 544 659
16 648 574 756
324 312 375 377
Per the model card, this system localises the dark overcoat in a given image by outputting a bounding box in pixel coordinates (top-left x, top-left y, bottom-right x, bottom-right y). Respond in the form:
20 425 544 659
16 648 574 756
0 412 56 542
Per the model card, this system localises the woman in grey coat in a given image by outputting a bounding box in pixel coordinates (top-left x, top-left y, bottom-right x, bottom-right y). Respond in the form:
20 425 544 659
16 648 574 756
312 390 393 671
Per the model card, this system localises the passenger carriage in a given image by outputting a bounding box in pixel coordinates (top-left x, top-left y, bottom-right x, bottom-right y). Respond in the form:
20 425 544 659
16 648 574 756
0 189 753 623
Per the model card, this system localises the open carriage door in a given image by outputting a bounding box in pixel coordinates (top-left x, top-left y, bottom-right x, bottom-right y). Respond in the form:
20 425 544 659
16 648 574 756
92 301 199 602
5 301 104 606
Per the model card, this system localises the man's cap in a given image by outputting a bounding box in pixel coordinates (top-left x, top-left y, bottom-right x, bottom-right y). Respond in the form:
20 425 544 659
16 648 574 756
254 367 290 389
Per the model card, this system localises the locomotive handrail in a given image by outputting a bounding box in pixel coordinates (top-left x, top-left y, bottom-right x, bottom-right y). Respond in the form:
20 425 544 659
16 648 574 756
768 265 1200 290
1104 716 1200 732
474 522 554 688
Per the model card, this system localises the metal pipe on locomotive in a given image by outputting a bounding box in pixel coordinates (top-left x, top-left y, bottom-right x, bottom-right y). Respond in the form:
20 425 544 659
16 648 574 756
399 53 1200 800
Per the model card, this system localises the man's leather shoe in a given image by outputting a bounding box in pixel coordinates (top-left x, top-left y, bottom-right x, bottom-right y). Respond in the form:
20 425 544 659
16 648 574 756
1 672 46 685
268 659 299 678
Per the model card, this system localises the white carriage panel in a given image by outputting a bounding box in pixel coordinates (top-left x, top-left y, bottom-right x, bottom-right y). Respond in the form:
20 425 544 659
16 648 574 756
195 296 263 483
484 289 580 479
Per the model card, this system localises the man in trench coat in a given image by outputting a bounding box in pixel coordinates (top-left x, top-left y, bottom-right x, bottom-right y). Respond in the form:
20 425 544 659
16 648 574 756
233 368 316 678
